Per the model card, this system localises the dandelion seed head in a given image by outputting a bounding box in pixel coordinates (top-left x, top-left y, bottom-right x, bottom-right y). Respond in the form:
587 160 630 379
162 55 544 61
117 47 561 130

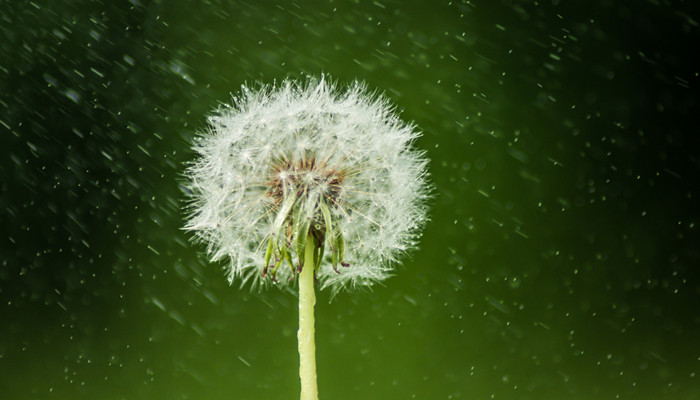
184 76 430 293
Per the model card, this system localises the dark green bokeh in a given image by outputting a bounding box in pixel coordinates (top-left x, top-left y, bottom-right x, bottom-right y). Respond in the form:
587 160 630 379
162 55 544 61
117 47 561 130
2 1 699 399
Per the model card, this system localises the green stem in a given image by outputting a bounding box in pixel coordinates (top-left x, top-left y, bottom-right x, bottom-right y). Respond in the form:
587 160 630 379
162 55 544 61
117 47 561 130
298 235 319 400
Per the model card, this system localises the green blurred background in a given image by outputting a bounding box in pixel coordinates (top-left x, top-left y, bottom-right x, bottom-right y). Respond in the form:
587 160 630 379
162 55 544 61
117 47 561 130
2 1 699 399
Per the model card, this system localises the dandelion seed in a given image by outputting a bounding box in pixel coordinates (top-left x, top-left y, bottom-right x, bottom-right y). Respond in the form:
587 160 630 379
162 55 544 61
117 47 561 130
183 76 430 400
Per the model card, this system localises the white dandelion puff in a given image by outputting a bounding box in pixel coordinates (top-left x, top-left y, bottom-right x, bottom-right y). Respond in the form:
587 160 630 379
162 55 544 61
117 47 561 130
184 76 430 292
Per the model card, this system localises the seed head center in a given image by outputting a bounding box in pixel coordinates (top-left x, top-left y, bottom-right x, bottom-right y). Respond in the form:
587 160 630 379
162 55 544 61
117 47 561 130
266 156 344 208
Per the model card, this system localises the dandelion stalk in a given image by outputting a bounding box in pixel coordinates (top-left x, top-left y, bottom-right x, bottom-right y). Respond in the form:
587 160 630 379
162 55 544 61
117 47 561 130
298 234 319 400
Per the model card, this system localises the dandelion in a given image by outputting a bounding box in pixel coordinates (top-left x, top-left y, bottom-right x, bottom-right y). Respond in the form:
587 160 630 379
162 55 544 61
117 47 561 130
184 76 429 400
